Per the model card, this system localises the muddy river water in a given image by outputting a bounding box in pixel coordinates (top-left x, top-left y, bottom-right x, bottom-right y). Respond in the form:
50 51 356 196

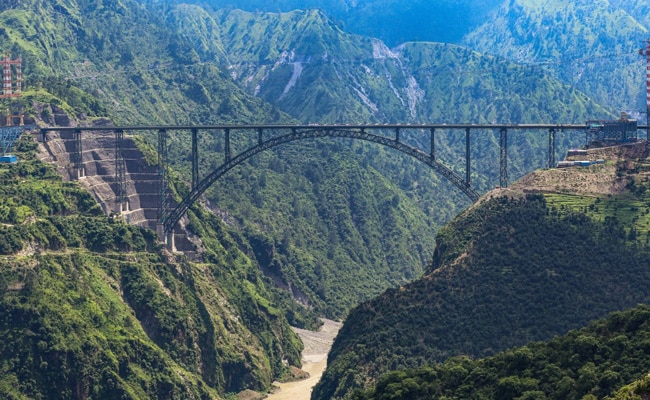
266 319 342 400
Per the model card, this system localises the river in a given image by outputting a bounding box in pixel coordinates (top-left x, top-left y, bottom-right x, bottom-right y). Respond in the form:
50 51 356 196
266 319 342 400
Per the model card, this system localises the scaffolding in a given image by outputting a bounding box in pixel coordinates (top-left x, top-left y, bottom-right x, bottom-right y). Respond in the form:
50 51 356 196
0 52 21 99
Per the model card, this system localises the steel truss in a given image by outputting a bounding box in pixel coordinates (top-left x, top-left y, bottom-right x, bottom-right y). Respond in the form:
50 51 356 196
161 127 480 235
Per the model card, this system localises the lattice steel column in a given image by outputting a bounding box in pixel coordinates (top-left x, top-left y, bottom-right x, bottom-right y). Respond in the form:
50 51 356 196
157 129 169 222
500 128 508 188
73 129 84 178
191 128 199 190
224 128 231 162
258 128 264 146
430 127 436 160
548 128 556 168
115 129 128 212
466 128 471 186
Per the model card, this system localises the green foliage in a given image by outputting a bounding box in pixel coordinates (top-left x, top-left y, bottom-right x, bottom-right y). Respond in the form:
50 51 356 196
201 0 502 46
463 0 647 112
314 194 650 399
355 305 650 400
0 123 303 397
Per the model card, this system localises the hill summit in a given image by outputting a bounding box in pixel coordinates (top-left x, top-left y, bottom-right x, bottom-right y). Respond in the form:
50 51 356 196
314 141 650 399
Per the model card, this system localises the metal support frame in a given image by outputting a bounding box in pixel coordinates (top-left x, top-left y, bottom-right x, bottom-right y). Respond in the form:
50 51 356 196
191 128 199 189
258 128 264 146
430 128 436 159
465 128 471 186
115 129 127 211
395 128 401 142
161 127 481 234
500 128 508 188
548 128 556 168
73 129 83 178
224 128 231 162
0 126 31 156
157 129 169 222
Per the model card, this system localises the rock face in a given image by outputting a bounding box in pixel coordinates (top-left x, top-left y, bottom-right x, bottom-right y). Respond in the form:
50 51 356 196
35 126 196 253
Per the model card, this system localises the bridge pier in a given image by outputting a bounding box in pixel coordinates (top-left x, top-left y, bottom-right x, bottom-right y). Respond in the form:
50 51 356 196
466 128 471 186
157 129 169 222
548 128 556 168
224 128 231 162
500 128 508 188
156 224 176 251
115 129 129 212
430 128 436 160
192 128 199 189
73 129 85 179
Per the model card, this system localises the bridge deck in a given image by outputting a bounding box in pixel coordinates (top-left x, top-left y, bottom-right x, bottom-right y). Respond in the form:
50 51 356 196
41 123 619 132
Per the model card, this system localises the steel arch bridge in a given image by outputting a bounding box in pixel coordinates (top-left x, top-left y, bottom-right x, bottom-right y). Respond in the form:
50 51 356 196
163 126 481 236
40 122 627 244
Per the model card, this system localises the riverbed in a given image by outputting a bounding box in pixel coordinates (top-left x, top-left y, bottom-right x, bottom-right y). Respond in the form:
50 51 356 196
266 319 342 400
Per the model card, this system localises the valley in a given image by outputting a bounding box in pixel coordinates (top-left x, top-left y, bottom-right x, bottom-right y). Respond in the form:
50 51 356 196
2 0 650 399
267 319 342 400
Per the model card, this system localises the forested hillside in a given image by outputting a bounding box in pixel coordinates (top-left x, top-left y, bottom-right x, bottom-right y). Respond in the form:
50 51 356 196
0 0 447 322
314 145 650 399
2 0 616 322
0 138 305 398
3 0 648 398
463 0 648 114
188 0 502 45
354 304 650 400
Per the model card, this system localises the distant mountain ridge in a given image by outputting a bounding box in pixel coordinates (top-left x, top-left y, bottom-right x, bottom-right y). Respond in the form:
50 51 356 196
179 0 503 46
186 0 650 118
462 0 649 113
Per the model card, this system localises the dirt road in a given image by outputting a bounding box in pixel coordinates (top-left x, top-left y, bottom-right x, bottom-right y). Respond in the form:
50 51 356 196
266 319 342 400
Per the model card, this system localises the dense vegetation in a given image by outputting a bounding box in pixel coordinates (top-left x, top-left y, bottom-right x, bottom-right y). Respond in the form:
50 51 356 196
0 138 303 397
2 0 648 398
313 193 650 399
189 0 502 46
0 0 453 320
353 304 650 400
463 0 648 114
1 0 621 322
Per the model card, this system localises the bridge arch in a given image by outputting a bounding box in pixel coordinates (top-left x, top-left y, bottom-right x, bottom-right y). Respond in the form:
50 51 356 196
161 127 479 234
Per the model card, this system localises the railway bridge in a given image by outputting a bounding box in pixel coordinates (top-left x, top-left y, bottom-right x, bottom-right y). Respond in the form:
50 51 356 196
36 123 644 247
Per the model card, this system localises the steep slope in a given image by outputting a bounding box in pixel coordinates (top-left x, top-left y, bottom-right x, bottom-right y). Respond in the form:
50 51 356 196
355 304 650 400
170 6 613 188
188 0 502 46
0 138 303 398
463 0 648 114
313 142 650 399
207 9 611 125
1 0 446 321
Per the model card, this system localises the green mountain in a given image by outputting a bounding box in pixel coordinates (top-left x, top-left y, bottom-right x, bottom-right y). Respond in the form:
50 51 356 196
313 143 650 399
169 0 650 119
0 138 303 398
198 8 611 125
354 304 650 400
463 0 648 114
0 0 449 324
187 0 502 46
170 7 613 185
2 1 646 397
